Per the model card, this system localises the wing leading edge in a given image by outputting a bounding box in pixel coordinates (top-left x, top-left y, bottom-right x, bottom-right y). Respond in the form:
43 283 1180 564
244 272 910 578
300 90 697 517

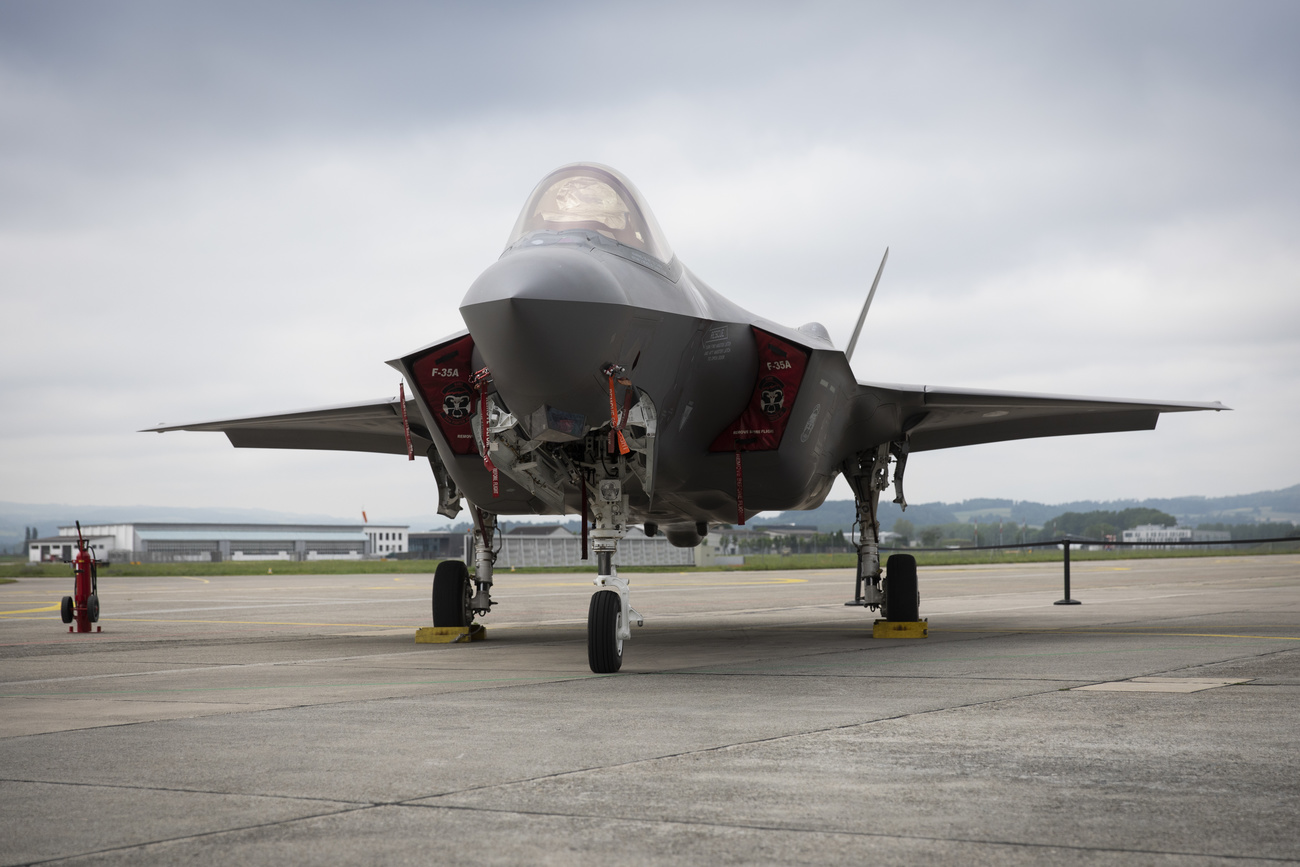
144 398 433 456
855 381 1228 452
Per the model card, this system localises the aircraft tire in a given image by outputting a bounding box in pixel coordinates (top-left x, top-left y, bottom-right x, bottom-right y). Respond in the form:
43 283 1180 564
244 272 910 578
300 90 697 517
884 554 919 621
587 590 624 674
88 594 100 623
432 560 472 627
60 596 73 624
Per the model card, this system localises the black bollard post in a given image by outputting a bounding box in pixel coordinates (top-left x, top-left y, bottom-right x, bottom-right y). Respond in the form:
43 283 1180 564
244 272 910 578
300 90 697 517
1055 539 1081 605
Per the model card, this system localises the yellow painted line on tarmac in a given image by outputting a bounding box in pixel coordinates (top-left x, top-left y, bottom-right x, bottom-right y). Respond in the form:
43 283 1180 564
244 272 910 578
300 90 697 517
104 618 414 629
175 577 210 584
0 604 61 616
936 627 1300 641
514 577 809 589
0 673 607 699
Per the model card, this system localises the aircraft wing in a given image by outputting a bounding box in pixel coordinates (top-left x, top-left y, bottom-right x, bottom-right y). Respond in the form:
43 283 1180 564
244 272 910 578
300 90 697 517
144 398 434 455
857 382 1228 452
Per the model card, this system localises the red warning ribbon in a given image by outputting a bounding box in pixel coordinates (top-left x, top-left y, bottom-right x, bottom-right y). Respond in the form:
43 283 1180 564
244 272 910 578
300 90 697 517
580 475 589 561
605 374 631 457
735 449 745 526
470 367 499 497
398 382 414 461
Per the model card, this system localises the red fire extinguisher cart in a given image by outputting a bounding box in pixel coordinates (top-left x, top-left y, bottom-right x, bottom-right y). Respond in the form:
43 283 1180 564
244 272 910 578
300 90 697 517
60 521 100 633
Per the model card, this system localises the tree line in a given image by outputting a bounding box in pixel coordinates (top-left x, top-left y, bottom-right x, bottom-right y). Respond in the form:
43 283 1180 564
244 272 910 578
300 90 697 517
890 510 1298 548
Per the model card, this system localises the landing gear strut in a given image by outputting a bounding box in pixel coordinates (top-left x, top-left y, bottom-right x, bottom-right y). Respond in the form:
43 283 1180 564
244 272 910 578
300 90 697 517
470 509 497 616
844 442 917 620
586 477 642 673
432 508 497 628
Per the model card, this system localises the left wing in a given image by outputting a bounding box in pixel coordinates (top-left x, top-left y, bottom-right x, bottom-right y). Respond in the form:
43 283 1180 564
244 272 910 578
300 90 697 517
855 382 1228 452
145 398 433 455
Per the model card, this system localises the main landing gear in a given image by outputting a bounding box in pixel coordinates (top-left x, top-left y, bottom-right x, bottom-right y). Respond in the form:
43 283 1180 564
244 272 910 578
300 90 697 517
432 510 497 628
843 442 920 622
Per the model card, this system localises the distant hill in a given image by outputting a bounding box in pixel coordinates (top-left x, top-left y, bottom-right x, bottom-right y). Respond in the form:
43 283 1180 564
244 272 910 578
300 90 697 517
6 482 1297 551
750 483 1300 532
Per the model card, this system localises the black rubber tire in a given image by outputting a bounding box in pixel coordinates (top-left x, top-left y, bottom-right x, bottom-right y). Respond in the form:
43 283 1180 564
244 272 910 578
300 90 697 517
432 560 472 627
60 596 73 624
88 594 100 623
587 590 623 673
884 554 919 621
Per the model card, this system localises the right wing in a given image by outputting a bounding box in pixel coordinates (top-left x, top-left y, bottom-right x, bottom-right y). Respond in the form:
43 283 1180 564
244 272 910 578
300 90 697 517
144 398 434 455
855 382 1228 452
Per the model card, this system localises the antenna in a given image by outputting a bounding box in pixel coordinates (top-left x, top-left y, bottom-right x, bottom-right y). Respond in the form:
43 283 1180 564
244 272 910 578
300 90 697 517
844 247 889 363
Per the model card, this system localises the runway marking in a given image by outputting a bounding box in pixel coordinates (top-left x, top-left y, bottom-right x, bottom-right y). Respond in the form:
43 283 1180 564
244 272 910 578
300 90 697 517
937 628 1300 641
100 618 414 628
3 648 456 686
503 577 809 589
362 577 409 588
0 604 61 616
178 577 210 584
106 598 426 616
0 674 600 698
71 578 810 617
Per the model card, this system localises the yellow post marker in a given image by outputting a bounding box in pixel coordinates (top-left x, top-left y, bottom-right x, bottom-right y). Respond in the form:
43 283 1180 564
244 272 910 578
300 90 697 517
415 625 486 644
873 620 928 638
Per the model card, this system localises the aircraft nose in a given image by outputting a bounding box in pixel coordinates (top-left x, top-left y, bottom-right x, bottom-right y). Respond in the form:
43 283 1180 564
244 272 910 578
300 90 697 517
459 247 636 425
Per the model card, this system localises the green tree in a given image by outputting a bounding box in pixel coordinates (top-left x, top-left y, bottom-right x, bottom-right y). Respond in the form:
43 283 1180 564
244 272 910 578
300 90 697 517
1042 509 1177 537
919 526 943 548
1083 522 1119 541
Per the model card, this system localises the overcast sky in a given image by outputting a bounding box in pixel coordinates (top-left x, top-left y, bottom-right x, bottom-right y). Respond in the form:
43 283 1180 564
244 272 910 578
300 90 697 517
2 1 1297 525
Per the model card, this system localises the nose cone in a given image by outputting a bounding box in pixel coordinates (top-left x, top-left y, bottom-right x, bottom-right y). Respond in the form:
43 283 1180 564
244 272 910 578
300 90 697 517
460 247 635 424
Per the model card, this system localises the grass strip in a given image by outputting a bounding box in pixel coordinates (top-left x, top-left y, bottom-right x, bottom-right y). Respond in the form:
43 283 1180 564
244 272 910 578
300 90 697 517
2 543 1294 580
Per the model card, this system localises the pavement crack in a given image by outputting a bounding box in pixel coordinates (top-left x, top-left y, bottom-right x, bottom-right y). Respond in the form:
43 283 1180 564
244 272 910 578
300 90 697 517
395 682 1078 804
13 804 377 867
0 776 370 806
391 802 1296 863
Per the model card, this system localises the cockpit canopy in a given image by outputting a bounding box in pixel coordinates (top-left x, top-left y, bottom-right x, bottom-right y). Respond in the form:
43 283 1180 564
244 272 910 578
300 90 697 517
506 163 674 265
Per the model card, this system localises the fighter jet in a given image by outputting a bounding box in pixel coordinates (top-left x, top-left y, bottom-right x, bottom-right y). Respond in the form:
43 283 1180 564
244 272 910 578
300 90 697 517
150 162 1226 672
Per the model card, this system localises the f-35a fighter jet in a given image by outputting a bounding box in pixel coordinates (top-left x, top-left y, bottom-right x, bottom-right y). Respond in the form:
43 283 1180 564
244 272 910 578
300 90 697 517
151 162 1226 672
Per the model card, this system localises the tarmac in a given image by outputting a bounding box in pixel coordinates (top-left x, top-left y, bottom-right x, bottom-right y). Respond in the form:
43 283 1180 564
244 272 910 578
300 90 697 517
1 554 1297 865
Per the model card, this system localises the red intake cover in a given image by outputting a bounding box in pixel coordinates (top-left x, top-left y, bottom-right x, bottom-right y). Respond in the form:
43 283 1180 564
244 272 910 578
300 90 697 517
410 335 477 455
710 327 809 452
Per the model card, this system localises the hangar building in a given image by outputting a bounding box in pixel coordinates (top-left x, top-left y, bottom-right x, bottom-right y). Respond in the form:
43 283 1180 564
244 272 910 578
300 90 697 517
27 522 409 563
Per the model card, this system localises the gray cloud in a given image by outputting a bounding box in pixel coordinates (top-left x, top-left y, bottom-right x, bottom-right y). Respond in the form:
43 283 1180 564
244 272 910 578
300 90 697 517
2 0 1297 518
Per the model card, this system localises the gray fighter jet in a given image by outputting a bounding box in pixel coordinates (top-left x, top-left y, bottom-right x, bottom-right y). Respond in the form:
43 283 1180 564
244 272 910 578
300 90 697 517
151 162 1227 672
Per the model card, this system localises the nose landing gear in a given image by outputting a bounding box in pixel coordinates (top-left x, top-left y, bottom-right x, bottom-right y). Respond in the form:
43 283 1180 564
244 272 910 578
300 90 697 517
586 478 642 673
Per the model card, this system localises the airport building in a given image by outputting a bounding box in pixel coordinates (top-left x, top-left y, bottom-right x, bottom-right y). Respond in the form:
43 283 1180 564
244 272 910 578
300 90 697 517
481 524 695 569
27 522 409 563
408 531 467 560
1121 524 1231 547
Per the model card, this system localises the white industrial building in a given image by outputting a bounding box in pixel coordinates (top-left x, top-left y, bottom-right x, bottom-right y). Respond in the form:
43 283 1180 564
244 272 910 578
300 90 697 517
28 522 408 563
474 525 695 568
1121 524 1231 547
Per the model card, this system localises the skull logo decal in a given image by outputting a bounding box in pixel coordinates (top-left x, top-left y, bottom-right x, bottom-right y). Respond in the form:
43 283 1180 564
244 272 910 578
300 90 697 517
440 381 473 422
758 375 785 416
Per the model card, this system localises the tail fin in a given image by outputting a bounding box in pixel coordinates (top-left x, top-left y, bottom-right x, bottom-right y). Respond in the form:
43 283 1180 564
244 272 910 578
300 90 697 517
845 247 889 363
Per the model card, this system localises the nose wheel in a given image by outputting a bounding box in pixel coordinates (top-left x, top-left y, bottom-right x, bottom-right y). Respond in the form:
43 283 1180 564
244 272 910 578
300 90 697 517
587 589 624 673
